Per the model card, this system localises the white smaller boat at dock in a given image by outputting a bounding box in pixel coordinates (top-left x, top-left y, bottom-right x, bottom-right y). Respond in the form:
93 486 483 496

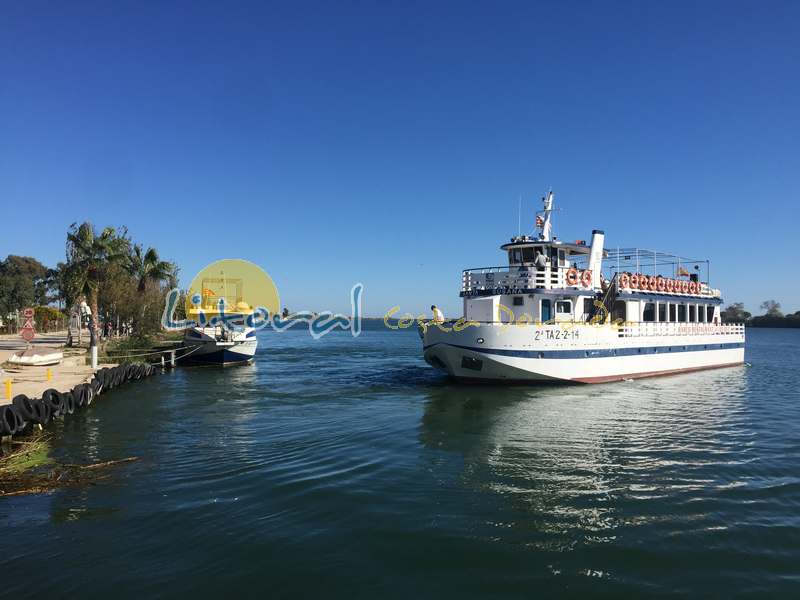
7 347 64 367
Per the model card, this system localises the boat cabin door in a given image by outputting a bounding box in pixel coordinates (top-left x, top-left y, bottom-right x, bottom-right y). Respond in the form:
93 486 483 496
541 299 552 323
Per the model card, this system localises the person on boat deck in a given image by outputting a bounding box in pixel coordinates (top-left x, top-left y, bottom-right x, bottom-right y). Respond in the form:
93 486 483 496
534 249 548 270
431 305 444 323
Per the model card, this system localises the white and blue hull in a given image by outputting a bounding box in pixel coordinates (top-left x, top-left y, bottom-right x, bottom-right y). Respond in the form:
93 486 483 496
422 322 745 384
181 327 258 366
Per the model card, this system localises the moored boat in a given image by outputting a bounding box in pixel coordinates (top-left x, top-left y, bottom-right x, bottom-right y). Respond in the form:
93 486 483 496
180 274 258 366
422 192 745 383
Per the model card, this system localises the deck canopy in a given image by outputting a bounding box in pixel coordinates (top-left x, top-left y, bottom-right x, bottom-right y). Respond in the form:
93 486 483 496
500 236 593 256
604 248 709 280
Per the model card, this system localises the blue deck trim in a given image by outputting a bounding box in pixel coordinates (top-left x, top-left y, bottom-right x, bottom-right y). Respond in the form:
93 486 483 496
423 341 744 359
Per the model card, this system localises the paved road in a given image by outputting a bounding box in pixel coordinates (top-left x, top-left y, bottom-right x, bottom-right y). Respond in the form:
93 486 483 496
0 331 68 354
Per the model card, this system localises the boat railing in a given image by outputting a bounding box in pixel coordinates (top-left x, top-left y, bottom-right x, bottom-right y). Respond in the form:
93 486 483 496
617 322 745 338
461 265 593 295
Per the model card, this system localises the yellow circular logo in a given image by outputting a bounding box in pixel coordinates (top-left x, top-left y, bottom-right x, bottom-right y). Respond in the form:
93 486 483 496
185 259 280 318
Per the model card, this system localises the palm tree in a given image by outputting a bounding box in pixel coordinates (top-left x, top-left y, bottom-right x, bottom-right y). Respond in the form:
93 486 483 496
128 245 176 292
65 223 128 344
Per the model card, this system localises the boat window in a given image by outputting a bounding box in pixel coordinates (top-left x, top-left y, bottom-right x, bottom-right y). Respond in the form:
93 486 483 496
658 303 667 322
689 305 697 322
541 299 552 322
669 303 677 322
559 250 566 267
612 300 626 321
707 306 715 322
510 249 523 264
698 304 706 322
583 298 595 322
643 302 656 322
521 247 535 263
556 300 572 314
678 304 687 321
513 296 524 306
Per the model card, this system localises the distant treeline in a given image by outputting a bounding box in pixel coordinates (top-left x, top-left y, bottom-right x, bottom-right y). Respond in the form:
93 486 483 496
721 301 800 328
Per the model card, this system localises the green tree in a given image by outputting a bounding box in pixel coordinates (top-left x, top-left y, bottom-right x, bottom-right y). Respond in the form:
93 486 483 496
127 245 177 292
0 255 49 318
65 222 130 342
720 302 751 323
759 300 782 317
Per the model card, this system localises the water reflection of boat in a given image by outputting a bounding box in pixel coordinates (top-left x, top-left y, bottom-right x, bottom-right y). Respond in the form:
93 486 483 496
418 368 747 541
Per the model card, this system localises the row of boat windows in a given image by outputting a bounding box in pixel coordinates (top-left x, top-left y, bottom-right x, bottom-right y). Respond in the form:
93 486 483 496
636 302 715 323
510 296 717 323
508 247 567 266
513 296 574 314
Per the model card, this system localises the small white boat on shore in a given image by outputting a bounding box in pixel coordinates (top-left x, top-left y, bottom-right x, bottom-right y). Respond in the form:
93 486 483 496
422 191 745 384
7 347 64 367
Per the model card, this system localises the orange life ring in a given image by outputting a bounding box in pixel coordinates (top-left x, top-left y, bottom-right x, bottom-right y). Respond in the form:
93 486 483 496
648 276 657 291
688 281 697 294
630 273 639 288
619 273 631 288
656 277 665 292
665 279 674 292
581 269 592 287
681 280 689 293
566 268 579 286
638 274 648 290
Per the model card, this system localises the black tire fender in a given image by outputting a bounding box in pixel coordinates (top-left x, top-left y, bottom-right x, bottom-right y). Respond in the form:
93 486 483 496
0 405 17 436
12 394 36 421
42 388 64 415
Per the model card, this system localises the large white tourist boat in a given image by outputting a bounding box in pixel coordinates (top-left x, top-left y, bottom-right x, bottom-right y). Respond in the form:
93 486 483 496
422 192 745 383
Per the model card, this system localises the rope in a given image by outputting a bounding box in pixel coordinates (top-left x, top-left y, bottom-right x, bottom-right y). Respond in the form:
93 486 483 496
102 344 199 360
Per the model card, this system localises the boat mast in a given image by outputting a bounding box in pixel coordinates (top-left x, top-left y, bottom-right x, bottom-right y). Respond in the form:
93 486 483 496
538 191 554 241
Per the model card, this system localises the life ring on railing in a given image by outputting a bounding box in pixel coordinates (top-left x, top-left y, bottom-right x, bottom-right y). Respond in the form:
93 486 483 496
581 269 593 287
566 268 579 286
638 274 649 290
688 281 697 294
665 279 673 292
648 276 657 291
681 280 689 293
619 273 631 288
656 277 665 292
630 273 639 288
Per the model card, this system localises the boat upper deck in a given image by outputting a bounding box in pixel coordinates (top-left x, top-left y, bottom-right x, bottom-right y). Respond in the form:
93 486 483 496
461 244 720 300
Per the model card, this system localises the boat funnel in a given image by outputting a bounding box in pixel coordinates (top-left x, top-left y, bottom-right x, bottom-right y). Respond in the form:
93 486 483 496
589 229 604 288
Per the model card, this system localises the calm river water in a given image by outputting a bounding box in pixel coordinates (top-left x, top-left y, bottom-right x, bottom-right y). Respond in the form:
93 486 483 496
1 326 798 597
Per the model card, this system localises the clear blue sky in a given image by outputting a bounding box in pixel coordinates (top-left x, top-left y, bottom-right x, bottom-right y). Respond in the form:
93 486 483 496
1 1 798 317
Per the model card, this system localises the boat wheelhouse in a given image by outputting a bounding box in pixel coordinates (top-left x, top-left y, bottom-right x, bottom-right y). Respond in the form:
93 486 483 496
422 192 745 383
